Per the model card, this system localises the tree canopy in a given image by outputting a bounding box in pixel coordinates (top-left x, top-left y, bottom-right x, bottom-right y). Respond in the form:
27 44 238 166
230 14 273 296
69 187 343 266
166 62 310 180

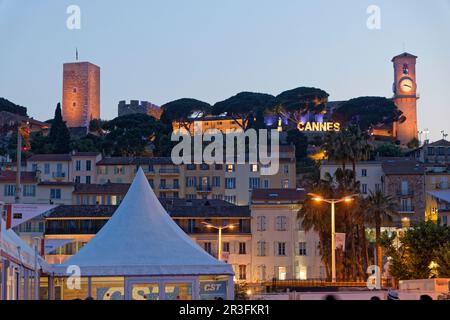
271 87 329 123
160 98 211 131
212 92 275 130
48 103 71 153
0 97 27 116
332 96 402 131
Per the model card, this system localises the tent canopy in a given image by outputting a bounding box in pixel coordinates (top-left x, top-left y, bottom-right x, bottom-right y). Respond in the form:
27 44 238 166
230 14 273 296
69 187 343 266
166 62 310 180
1 218 49 271
55 168 233 276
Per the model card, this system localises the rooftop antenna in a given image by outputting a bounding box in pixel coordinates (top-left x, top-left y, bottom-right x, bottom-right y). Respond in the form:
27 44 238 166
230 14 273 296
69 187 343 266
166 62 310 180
441 130 448 140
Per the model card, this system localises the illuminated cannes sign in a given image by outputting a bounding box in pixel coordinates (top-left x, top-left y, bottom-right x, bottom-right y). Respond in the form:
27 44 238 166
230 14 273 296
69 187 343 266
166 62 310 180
297 121 341 132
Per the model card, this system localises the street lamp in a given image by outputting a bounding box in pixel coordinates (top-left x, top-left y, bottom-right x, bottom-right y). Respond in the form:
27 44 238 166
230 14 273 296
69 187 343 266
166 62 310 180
201 222 238 261
307 193 358 283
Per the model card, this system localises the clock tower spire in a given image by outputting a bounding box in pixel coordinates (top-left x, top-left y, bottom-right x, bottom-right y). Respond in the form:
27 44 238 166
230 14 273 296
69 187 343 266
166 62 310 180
392 52 419 147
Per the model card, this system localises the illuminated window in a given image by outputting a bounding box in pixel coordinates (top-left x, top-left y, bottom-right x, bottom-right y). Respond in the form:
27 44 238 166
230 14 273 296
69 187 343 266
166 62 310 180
72 102 76 107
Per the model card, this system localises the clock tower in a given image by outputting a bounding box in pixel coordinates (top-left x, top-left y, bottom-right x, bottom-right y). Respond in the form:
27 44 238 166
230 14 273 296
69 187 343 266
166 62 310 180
392 52 418 147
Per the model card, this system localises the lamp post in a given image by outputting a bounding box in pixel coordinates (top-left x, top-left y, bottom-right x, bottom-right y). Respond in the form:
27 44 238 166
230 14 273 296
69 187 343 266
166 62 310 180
201 222 238 261
307 193 358 283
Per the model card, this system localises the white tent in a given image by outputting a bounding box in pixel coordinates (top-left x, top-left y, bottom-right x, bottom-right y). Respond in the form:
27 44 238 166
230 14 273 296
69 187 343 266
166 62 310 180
53 168 234 300
1 218 49 300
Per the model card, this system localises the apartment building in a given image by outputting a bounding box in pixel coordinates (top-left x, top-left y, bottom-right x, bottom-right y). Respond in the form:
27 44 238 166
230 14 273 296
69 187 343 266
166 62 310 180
320 161 384 196
250 189 323 282
410 139 450 164
26 152 101 184
172 115 244 135
320 158 426 227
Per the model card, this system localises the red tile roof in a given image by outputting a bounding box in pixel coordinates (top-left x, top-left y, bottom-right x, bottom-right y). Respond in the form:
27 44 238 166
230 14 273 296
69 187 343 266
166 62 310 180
27 154 72 162
252 188 307 203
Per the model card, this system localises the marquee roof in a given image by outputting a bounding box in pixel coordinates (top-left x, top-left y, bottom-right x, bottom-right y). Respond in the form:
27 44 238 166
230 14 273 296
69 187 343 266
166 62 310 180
55 168 233 276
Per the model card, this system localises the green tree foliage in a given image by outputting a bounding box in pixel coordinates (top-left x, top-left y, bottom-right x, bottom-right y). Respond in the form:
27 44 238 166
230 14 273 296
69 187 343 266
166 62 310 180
102 113 163 157
286 129 308 159
373 144 403 157
160 98 211 132
381 221 450 280
271 87 329 124
212 92 274 130
363 190 398 270
332 97 401 132
0 97 27 116
48 103 71 153
70 134 102 153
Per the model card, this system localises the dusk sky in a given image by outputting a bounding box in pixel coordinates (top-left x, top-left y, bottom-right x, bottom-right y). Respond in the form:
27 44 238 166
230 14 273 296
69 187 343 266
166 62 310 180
1 0 449 141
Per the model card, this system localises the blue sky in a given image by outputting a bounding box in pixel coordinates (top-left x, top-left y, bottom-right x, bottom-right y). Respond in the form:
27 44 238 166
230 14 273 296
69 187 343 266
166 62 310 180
0 0 449 141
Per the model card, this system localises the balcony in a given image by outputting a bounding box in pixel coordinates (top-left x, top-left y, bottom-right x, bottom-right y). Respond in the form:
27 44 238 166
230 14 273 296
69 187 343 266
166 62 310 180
159 168 180 175
196 185 212 193
396 189 414 197
159 184 179 191
398 206 415 213
52 172 66 180
435 183 449 190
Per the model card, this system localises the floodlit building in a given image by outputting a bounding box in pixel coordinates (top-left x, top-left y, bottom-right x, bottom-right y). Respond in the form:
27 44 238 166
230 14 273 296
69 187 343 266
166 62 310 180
51 168 234 300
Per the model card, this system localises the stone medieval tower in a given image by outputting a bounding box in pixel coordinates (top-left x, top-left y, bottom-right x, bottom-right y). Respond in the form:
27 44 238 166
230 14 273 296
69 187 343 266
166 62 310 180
392 52 418 146
62 62 100 128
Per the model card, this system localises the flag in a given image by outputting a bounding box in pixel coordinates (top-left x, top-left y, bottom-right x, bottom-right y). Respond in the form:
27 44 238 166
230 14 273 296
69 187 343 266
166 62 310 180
335 233 346 251
6 204 57 229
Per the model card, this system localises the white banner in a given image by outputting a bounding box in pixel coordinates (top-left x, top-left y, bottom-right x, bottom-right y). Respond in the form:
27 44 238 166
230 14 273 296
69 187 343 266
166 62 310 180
44 238 75 254
335 233 346 251
6 204 58 229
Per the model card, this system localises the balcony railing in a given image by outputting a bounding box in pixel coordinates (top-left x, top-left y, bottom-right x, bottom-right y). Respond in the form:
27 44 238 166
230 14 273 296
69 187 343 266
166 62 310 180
396 189 414 197
159 168 180 174
196 185 212 192
159 184 180 190
52 172 66 179
398 206 415 213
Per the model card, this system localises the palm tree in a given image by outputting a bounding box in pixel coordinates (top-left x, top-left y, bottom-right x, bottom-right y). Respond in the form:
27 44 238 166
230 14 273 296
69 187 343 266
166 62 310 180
364 190 398 271
346 125 373 185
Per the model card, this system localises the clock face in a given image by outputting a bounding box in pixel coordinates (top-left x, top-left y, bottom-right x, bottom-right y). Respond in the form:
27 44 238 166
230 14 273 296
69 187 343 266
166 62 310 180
399 78 414 93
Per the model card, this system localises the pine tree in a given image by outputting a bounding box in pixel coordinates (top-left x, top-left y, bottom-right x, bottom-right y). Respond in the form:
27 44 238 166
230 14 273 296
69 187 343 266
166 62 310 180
49 103 71 153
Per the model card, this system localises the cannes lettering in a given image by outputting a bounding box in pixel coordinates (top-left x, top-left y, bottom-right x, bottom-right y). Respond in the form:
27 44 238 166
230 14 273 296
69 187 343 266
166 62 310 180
179 304 270 317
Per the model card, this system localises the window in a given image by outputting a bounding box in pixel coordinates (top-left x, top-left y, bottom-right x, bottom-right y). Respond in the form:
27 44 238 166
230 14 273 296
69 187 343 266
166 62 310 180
298 242 307 256
438 147 445 156
225 164 235 173
174 179 179 188
257 241 266 256
186 194 196 200
72 102 76 107
283 164 289 175
239 242 246 255
276 216 287 231
203 242 212 255
214 164 223 170
223 242 230 253
86 160 92 171
186 164 196 170
282 179 289 189
4 185 15 196
50 189 61 199
200 164 209 170
212 176 220 187
186 177 196 187
256 216 267 231
428 147 434 156
277 242 287 256
249 177 260 189
44 163 50 174
73 87 77 93
239 265 247 281
75 160 81 171
250 164 258 172
361 169 367 177
56 163 63 173
375 183 381 191
32 163 38 172
75 176 81 184
85 176 91 184
257 265 266 282
225 178 236 189
148 179 154 188
361 184 368 194
22 185 36 197
263 179 270 189
276 266 287 280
